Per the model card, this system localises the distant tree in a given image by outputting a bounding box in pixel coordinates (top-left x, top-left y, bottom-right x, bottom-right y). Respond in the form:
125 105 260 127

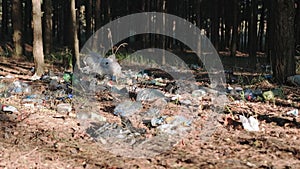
248 0 258 68
12 0 23 58
271 0 296 84
43 0 53 55
258 0 266 52
1 0 9 41
231 0 239 57
32 0 44 77
95 0 102 30
296 0 300 47
24 0 33 43
70 0 80 69
85 0 93 39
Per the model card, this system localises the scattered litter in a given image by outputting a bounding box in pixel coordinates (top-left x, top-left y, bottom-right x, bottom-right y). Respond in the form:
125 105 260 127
286 109 298 117
287 75 300 86
91 112 107 122
5 75 14 79
81 52 122 78
113 101 143 117
244 89 255 101
157 115 192 135
235 87 243 93
181 99 192 105
239 115 259 132
57 103 72 113
192 89 207 97
77 112 91 120
0 104 18 113
136 89 165 102
151 116 166 127
63 73 72 83
262 91 275 101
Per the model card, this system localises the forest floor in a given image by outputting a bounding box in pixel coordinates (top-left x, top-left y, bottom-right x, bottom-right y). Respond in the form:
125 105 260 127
0 54 300 169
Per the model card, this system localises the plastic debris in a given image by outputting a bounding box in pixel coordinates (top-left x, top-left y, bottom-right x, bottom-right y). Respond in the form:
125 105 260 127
287 109 299 117
244 89 255 101
81 52 122 77
22 97 43 104
113 101 143 117
57 103 72 113
181 99 192 105
0 104 18 113
136 89 165 102
191 89 207 97
239 115 259 132
262 91 275 101
111 85 128 96
8 81 31 94
63 73 72 83
91 112 107 122
287 75 300 86
156 116 192 135
264 74 272 79
235 87 243 93
77 112 91 120
151 116 166 127
144 108 161 117
271 88 284 98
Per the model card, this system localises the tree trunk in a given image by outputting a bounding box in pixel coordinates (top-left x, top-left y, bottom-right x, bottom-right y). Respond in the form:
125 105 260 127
95 0 101 30
64 2 72 46
265 0 274 63
231 0 238 57
70 0 80 69
248 0 258 68
220 0 225 50
12 0 23 58
1 0 9 41
162 0 166 65
296 0 300 47
211 0 219 51
85 0 93 39
32 0 45 76
196 0 201 28
271 0 296 84
24 0 33 43
258 1 265 52
42 0 53 55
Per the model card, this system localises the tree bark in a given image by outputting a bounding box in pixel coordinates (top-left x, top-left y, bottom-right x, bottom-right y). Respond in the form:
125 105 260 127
24 0 32 43
211 0 219 51
12 0 23 58
1 0 9 40
258 1 265 52
43 0 53 55
265 0 274 63
85 0 93 39
248 0 258 68
64 2 72 46
70 0 80 69
231 0 239 57
95 0 101 30
296 0 300 47
271 0 296 84
32 0 45 76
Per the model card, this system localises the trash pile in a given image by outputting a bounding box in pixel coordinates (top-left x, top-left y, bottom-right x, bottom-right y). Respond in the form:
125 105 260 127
0 52 225 158
69 52 233 157
226 86 286 102
1 52 299 158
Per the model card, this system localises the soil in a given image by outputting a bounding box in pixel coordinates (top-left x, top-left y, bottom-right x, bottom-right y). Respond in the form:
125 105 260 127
0 56 300 169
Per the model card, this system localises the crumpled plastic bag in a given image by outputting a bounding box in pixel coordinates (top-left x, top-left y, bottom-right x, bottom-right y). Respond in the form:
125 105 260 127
239 115 259 131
